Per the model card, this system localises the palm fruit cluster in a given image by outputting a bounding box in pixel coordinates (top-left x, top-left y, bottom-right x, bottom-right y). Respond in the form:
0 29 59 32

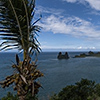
0 54 43 97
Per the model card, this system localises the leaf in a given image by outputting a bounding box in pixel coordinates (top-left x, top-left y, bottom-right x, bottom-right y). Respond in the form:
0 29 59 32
16 54 20 65
20 75 27 84
0 0 41 56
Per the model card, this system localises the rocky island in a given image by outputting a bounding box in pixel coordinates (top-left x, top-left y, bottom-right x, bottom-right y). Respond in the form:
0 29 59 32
57 52 69 59
74 51 100 58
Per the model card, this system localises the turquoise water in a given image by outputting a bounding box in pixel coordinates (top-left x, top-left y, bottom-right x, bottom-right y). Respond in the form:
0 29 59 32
0 52 100 99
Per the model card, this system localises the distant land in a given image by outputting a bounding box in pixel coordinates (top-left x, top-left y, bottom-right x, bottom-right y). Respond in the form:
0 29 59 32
74 51 100 58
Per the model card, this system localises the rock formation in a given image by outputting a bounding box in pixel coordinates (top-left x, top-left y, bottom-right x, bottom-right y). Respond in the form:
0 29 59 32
57 52 69 59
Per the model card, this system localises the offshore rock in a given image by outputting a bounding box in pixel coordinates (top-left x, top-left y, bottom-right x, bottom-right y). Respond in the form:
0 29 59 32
57 52 69 59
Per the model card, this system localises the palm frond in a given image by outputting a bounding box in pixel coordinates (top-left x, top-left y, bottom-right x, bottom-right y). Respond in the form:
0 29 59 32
0 0 41 58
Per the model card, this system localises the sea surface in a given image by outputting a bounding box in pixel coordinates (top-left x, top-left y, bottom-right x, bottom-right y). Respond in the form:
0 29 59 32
0 52 100 99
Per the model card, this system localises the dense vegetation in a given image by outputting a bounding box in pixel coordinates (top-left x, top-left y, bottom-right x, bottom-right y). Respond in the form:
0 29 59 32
1 92 38 100
50 79 100 100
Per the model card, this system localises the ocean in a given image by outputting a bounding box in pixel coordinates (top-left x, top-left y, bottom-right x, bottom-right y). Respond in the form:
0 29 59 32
0 52 100 99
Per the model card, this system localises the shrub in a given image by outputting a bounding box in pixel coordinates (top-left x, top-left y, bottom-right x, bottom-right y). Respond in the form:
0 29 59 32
50 79 100 100
1 92 18 100
1 92 38 100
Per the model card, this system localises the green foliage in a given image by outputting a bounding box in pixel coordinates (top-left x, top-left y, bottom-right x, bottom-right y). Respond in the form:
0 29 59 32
50 79 100 100
1 92 38 100
0 0 41 58
1 92 19 100
95 84 100 96
25 92 38 100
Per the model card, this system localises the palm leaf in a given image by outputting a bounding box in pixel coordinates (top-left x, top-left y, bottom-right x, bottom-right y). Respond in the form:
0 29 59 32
0 0 41 58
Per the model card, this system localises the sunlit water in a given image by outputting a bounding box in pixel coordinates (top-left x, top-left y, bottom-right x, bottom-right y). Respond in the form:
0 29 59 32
0 52 100 99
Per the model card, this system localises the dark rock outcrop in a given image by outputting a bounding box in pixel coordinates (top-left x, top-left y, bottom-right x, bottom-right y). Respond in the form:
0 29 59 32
74 53 87 58
57 52 69 59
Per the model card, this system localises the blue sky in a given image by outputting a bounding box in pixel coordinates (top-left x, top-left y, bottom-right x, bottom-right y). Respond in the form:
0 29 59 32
35 0 100 51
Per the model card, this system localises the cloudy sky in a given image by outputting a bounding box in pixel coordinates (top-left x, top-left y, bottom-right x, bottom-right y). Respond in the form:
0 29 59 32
35 0 100 51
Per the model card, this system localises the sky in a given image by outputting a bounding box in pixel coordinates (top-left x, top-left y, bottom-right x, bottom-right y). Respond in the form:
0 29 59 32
35 0 100 51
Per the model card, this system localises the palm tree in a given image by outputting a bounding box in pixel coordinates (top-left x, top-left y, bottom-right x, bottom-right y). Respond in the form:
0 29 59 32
0 0 43 99
0 0 41 59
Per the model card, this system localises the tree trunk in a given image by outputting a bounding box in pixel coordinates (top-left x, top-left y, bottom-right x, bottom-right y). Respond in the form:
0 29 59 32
24 49 28 59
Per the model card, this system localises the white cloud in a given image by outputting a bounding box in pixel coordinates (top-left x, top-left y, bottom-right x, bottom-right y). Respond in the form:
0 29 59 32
63 0 100 11
77 46 96 50
90 10 100 15
85 0 100 11
36 6 64 16
77 46 82 49
38 15 100 39
41 45 96 51
63 0 77 3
